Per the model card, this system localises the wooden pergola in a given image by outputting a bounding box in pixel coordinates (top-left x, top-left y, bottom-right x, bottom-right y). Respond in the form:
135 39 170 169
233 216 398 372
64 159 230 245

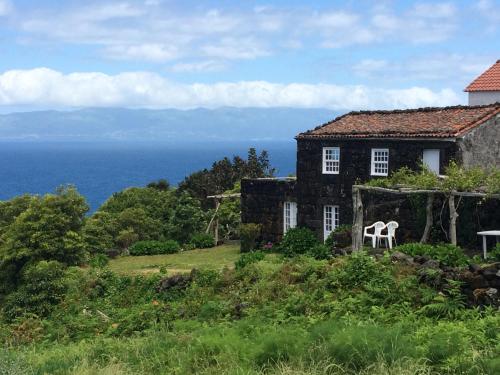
206 193 241 244
351 184 500 251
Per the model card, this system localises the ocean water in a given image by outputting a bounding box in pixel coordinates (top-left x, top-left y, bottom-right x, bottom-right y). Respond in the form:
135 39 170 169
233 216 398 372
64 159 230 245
0 142 296 211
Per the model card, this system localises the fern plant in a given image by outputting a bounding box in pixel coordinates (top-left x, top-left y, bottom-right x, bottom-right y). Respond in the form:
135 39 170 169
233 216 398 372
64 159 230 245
418 279 466 319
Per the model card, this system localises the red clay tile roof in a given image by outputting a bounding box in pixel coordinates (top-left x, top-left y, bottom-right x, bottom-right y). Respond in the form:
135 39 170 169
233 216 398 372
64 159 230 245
297 104 500 139
465 60 500 92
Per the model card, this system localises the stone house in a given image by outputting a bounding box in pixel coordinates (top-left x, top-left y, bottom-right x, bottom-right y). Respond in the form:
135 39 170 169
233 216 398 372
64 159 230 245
242 64 500 244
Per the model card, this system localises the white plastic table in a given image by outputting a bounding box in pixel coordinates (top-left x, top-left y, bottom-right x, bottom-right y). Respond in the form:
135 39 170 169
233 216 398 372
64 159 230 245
477 230 500 259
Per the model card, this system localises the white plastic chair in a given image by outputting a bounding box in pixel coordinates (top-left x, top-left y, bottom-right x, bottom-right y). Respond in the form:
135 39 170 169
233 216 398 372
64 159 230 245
363 221 386 248
377 221 399 249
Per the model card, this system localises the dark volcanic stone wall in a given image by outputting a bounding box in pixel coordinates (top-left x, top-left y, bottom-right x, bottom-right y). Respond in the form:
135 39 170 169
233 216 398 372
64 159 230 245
296 138 457 241
241 178 297 243
458 115 500 168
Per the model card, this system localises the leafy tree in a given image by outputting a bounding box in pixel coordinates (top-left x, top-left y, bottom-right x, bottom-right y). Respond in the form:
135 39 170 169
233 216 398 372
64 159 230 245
0 195 34 237
84 187 175 250
178 148 275 208
116 228 139 250
147 179 170 191
0 186 88 295
99 187 173 220
246 148 275 178
116 207 163 241
167 192 207 244
2 260 67 319
82 211 116 254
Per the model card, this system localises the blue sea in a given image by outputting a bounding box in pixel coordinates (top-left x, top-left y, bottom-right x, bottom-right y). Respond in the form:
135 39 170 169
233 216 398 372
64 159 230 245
0 142 296 211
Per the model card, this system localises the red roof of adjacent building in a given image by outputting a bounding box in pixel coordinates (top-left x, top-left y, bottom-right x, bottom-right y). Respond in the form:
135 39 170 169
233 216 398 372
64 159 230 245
297 104 500 139
465 60 500 92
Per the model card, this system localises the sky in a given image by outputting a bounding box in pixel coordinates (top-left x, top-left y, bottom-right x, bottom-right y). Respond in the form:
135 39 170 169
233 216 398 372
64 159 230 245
0 0 498 112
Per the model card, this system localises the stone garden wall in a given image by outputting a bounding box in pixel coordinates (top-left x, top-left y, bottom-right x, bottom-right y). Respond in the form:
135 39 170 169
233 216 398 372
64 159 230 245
241 178 297 244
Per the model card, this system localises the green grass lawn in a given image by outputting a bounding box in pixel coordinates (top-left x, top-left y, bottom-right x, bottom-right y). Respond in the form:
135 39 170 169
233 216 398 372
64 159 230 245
109 243 240 275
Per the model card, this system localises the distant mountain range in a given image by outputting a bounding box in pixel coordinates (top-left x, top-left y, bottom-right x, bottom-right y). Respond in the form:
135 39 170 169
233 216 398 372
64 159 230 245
0 107 338 142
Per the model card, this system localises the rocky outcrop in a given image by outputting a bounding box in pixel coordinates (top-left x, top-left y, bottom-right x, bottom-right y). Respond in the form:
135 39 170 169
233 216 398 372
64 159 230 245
391 252 500 308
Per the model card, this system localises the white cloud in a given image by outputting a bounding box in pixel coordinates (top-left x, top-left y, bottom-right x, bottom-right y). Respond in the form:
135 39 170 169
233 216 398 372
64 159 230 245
0 68 461 110
201 37 270 60
170 60 226 73
13 1 462 64
0 0 12 16
304 2 458 48
352 54 495 82
104 44 181 62
352 59 389 76
411 2 456 18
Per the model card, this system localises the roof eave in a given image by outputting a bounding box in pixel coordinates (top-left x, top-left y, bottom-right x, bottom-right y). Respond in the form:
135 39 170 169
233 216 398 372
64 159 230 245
295 135 458 142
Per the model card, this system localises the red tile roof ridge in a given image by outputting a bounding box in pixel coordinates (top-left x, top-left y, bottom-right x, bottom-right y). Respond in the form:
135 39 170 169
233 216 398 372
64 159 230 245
297 102 500 139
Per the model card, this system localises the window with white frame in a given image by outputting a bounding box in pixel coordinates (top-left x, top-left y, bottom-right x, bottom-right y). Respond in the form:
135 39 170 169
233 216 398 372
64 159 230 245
323 205 339 241
322 147 340 174
371 148 389 176
283 201 297 234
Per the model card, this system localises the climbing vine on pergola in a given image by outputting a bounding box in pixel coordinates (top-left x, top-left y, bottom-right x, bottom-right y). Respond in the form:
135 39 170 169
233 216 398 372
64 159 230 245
351 163 500 251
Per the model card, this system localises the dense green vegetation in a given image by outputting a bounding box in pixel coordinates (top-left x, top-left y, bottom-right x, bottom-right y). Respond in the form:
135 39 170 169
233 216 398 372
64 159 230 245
1 249 499 374
394 243 469 267
0 153 499 374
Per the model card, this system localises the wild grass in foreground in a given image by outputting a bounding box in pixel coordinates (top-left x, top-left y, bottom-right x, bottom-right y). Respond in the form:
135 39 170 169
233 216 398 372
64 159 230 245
1 250 500 374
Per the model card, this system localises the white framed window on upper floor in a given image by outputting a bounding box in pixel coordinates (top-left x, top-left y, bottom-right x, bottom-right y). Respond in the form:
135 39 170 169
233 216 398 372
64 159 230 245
322 147 340 174
323 205 339 242
371 148 389 176
283 201 297 234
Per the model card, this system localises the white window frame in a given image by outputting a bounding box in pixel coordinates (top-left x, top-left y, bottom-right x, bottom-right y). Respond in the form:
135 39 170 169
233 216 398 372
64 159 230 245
322 147 340 174
323 205 339 242
283 201 297 234
371 148 389 176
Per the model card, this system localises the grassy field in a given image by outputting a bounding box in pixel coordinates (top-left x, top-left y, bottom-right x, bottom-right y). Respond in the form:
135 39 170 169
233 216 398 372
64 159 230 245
108 243 240 274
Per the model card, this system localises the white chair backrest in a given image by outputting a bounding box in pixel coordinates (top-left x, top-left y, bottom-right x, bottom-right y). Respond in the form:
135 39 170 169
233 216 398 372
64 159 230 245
373 221 386 235
386 221 399 236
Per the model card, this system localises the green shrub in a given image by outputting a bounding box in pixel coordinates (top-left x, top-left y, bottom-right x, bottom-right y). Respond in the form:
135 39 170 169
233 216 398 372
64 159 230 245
279 227 318 257
89 253 109 268
107 304 164 336
2 261 67 320
394 243 469 267
235 251 266 270
116 228 139 250
308 244 332 260
189 233 215 249
325 224 352 249
331 251 393 290
240 223 261 253
192 269 220 287
488 243 500 262
197 301 226 321
129 240 180 256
